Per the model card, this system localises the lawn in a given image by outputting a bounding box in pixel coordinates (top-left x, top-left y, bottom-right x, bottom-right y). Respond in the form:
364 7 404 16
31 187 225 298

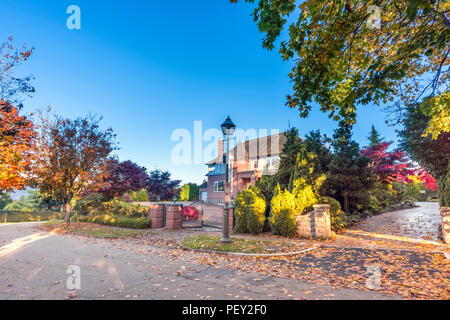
43 220 147 238
182 234 310 254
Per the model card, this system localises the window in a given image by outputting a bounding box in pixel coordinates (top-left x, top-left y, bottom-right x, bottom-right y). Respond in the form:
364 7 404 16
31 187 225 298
218 199 224 205
214 180 225 192
265 158 271 169
271 157 279 168
208 165 215 172
251 160 258 169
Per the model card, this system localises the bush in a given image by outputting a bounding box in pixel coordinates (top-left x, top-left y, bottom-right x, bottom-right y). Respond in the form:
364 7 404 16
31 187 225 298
320 196 347 231
102 199 149 218
129 189 149 202
404 182 424 201
269 186 297 236
183 206 200 220
438 170 450 207
73 193 106 216
73 214 151 229
233 188 266 234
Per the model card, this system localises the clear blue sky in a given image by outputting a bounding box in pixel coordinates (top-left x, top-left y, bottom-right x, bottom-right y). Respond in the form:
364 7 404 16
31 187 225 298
1 0 399 184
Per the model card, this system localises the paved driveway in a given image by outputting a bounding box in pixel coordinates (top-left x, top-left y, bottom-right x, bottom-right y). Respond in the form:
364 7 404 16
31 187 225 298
0 222 398 300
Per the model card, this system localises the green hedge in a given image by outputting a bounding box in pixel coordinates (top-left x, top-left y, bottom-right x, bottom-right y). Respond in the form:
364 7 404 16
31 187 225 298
73 214 151 229
0 211 63 223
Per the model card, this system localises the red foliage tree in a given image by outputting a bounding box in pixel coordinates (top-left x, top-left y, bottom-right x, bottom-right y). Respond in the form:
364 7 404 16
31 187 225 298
416 168 438 191
360 142 414 184
98 159 149 199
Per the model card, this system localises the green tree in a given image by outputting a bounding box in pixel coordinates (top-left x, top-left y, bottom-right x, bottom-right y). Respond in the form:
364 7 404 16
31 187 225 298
0 193 12 209
179 183 200 201
129 189 149 202
276 127 303 191
367 125 384 146
233 0 449 130
322 122 374 212
398 103 450 181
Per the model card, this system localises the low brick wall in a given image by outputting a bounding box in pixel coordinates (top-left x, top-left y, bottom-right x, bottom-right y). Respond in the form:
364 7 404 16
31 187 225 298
441 207 450 244
296 204 331 239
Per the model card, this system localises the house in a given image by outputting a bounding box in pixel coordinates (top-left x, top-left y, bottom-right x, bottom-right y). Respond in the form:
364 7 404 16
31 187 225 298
201 132 287 205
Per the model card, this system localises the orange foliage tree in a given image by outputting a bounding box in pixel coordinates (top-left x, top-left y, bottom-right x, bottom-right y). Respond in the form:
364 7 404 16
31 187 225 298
0 100 36 193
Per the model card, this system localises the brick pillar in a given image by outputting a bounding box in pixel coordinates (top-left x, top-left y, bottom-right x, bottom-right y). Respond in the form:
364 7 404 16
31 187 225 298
441 207 450 244
165 204 182 230
149 204 164 229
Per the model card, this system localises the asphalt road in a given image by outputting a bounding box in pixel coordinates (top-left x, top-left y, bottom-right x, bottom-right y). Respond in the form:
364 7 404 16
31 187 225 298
0 222 399 300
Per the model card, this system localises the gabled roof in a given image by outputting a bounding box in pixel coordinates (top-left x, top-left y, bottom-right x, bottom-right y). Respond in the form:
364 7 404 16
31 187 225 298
205 132 287 165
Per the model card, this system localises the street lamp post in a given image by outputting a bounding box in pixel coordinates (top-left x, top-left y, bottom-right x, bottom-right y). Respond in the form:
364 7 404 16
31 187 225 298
221 116 235 244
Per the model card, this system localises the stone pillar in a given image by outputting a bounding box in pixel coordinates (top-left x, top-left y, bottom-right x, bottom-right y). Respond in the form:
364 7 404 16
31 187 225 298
165 204 182 230
441 207 450 244
296 204 331 239
149 204 164 229
312 204 332 239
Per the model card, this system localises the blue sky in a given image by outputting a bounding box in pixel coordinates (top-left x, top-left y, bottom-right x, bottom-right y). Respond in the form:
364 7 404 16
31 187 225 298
1 0 399 184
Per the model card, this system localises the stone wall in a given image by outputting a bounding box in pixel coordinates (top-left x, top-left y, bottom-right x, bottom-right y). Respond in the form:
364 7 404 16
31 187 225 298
296 204 332 239
441 207 450 244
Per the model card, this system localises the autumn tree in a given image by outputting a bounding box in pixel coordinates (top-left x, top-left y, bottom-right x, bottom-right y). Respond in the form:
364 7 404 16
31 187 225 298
0 100 36 193
0 37 35 105
33 112 116 222
233 0 449 132
360 142 414 184
98 159 149 199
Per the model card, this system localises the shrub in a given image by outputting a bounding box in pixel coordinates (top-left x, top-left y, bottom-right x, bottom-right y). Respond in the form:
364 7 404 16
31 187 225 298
233 188 266 234
404 182 424 201
129 189 149 202
73 214 151 229
73 193 106 216
320 196 347 231
292 178 319 215
183 206 200 220
102 199 149 218
269 186 297 236
438 167 450 207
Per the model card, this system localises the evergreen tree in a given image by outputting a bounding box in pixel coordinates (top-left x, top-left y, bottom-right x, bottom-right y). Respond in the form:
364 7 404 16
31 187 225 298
323 122 374 213
275 127 303 191
367 125 384 146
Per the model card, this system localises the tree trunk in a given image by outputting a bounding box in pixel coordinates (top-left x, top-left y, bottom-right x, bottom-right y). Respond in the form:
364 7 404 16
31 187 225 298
343 196 349 213
64 202 72 223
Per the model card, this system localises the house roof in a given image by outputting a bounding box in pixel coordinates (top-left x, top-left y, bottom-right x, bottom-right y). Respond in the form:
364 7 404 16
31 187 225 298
206 132 287 165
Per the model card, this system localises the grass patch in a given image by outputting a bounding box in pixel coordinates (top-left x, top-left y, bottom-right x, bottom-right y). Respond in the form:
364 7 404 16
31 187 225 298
72 226 144 238
44 219 63 227
182 234 305 254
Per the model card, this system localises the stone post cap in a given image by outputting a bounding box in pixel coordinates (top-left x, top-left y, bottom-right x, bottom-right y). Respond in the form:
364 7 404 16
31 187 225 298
313 204 331 209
